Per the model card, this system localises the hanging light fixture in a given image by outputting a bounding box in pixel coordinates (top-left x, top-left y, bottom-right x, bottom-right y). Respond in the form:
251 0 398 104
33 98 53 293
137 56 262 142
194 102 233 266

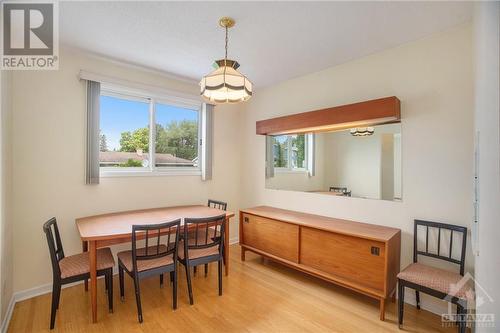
350 127 375 137
199 17 253 104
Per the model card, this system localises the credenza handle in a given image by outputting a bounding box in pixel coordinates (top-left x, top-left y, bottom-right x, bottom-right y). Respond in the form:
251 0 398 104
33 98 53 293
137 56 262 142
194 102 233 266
243 217 250 223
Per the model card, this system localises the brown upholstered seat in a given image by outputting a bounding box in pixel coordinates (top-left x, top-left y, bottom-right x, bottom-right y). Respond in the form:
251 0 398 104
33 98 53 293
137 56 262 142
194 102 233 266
398 263 472 300
59 248 115 279
117 245 174 272
178 240 219 260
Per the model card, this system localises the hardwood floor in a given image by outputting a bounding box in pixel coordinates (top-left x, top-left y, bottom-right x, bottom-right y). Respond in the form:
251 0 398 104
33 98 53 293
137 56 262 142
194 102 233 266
9 245 455 332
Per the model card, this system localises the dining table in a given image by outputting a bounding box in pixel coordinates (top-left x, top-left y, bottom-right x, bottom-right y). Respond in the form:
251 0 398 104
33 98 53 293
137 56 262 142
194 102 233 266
76 205 235 323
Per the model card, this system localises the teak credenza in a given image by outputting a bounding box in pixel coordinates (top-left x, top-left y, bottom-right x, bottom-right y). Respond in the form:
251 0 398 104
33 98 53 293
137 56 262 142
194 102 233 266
239 206 401 320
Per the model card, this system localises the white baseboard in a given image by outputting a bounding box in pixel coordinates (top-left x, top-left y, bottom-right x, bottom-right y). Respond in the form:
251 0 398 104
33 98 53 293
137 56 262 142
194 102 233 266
0 295 15 333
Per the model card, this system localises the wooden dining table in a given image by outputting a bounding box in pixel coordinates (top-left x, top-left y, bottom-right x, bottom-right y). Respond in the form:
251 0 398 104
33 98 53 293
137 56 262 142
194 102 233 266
76 205 235 323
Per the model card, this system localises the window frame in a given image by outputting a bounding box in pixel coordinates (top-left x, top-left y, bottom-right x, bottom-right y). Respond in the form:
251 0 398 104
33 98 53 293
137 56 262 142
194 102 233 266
274 134 308 173
99 84 203 177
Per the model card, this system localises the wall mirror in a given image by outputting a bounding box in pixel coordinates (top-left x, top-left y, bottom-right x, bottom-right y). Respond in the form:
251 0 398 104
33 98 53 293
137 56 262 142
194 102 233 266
265 123 402 201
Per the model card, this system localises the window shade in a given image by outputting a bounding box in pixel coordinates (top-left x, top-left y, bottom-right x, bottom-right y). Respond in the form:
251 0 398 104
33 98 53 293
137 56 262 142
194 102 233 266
201 103 214 181
85 80 100 184
265 136 275 178
306 133 315 177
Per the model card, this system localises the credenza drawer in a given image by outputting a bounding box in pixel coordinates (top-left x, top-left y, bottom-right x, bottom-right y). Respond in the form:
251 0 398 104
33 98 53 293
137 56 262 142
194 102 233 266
300 227 386 292
241 213 299 263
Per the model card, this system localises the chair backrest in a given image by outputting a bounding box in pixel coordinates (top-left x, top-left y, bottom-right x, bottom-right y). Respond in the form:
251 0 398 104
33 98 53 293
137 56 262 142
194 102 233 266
131 219 181 272
329 186 347 193
207 199 227 211
183 214 226 255
413 219 467 275
43 217 65 278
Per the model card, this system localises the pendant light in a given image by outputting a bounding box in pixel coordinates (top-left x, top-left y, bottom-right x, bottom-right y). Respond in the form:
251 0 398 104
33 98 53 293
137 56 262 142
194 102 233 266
199 17 253 104
350 127 375 137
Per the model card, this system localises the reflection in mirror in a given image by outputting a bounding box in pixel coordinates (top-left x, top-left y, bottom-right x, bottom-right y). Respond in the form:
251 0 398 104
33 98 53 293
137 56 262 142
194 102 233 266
265 123 402 201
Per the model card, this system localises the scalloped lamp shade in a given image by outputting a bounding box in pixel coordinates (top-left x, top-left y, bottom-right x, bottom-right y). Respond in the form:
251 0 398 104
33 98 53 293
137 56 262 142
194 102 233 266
350 127 375 136
200 59 253 104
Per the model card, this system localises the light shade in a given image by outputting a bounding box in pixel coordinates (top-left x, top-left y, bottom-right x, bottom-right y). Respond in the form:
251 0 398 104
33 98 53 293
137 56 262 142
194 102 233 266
200 59 252 104
350 127 375 136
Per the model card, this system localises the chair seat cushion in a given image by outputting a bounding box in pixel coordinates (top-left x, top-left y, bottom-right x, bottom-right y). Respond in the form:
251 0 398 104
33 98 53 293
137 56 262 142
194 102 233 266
178 240 220 260
117 245 174 272
397 263 472 299
59 247 115 279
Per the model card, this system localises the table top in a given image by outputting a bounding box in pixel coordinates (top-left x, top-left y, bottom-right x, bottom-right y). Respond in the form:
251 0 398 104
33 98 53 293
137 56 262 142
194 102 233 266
240 206 400 242
76 205 234 241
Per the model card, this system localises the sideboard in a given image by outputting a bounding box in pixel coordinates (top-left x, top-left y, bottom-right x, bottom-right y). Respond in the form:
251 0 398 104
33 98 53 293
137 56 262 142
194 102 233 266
239 206 401 320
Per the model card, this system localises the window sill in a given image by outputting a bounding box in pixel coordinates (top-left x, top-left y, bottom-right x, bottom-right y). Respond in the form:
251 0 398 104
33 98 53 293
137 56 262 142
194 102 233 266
100 169 202 178
275 168 308 174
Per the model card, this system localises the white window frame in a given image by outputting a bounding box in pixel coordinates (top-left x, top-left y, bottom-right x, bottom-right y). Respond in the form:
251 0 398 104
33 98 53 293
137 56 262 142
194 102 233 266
274 134 308 173
99 84 203 177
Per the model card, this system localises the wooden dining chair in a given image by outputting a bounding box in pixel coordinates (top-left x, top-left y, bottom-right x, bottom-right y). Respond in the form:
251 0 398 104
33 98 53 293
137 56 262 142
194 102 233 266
178 214 226 305
117 219 180 323
398 220 469 333
193 199 228 276
43 218 114 330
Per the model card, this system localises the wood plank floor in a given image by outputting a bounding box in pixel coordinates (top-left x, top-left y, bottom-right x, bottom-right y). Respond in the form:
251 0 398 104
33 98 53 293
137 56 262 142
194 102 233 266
8 245 455 332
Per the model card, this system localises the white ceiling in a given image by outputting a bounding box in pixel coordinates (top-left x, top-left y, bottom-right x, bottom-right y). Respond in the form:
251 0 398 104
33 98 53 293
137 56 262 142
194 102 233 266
60 1 472 87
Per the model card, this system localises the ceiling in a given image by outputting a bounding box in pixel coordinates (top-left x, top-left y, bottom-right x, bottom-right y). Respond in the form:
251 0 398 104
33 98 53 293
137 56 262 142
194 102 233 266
60 1 472 87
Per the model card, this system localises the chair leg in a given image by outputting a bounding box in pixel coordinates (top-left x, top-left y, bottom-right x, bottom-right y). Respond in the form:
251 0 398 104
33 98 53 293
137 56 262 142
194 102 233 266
119 266 125 301
50 281 61 330
107 269 113 313
457 304 467 333
184 263 194 305
105 274 109 294
415 290 421 310
160 274 164 288
193 266 197 276
173 269 178 310
205 264 208 277
170 271 174 285
398 280 404 328
133 276 143 323
218 260 223 296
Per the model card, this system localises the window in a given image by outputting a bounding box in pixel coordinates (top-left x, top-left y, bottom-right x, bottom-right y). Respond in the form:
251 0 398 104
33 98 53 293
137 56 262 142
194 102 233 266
272 134 307 171
99 88 201 175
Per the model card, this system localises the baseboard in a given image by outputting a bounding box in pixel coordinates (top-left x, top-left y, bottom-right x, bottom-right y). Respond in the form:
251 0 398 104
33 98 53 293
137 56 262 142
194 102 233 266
0 295 15 333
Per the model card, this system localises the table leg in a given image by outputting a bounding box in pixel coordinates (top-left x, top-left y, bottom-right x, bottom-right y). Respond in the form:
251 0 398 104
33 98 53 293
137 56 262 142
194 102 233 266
379 297 386 321
82 241 88 291
224 218 229 276
89 240 97 323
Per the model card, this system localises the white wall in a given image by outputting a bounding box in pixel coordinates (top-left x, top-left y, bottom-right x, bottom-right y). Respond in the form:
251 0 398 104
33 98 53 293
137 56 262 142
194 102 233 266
325 130 383 199
0 70 13 325
241 24 474 314
10 48 243 292
473 3 500 332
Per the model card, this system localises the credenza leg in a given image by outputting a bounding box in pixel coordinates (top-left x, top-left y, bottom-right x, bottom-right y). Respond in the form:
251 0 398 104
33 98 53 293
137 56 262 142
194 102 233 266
240 247 246 261
379 298 386 321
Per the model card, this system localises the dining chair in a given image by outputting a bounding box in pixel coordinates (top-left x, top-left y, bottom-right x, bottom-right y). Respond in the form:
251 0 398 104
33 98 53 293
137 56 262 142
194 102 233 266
178 214 226 305
193 199 228 276
398 220 469 333
43 217 114 330
329 186 347 193
117 219 180 323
